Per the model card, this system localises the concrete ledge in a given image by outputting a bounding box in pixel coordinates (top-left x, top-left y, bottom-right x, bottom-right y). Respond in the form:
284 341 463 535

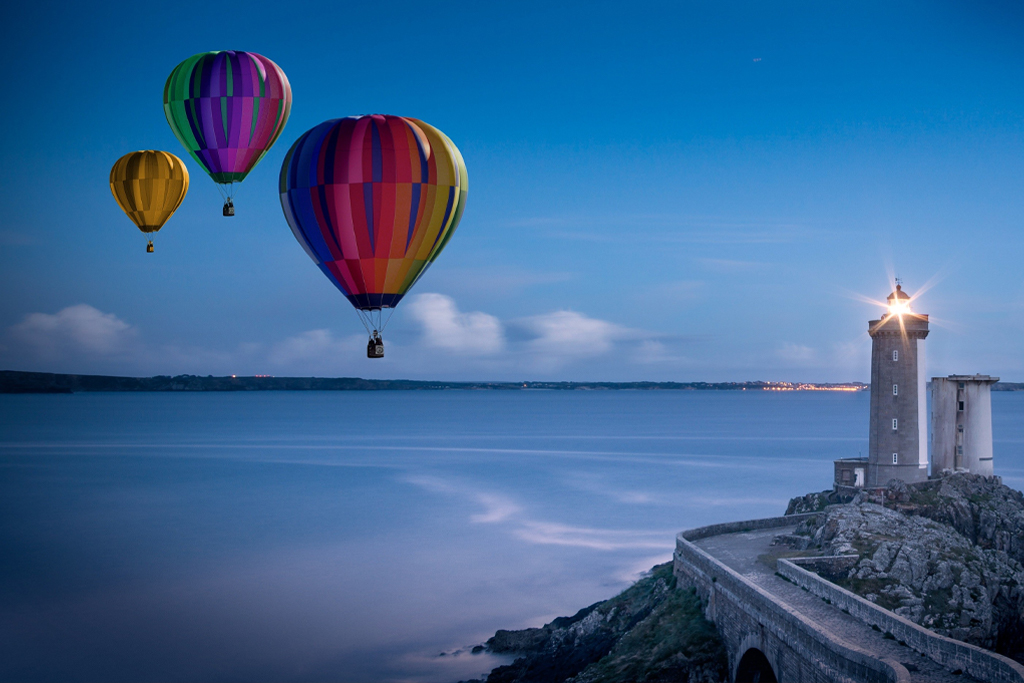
675 525 909 683
779 557 1024 683
788 554 860 575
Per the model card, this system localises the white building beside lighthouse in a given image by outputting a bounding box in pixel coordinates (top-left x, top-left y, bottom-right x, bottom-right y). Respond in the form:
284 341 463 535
931 375 999 476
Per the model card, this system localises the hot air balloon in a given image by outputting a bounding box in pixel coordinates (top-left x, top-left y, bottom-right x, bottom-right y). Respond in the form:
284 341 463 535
109 151 190 252
279 115 468 358
163 51 291 216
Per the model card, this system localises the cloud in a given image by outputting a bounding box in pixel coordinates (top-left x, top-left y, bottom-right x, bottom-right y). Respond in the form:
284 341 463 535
10 304 135 357
269 329 351 366
630 339 688 365
406 293 505 355
469 493 522 524
520 310 637 358
0 296 678 379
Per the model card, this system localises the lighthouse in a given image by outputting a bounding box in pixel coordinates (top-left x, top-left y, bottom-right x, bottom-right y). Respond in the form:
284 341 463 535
865 283 929 486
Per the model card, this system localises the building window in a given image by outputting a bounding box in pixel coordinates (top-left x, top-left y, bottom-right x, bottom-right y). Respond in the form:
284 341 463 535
893 418 898 430
893 384 898 396
893 350 898 361
893 453 898 464
958 401 964 411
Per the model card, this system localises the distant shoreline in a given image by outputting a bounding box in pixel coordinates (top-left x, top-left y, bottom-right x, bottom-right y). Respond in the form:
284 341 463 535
2 371 1019 394
0 370 876 394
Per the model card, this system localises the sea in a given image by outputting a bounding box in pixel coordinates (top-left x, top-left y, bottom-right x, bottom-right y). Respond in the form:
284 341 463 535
2 390 1022 682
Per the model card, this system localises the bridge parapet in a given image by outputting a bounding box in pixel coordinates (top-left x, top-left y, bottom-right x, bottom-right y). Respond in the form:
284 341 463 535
779 557 1024 683
679 512 821 542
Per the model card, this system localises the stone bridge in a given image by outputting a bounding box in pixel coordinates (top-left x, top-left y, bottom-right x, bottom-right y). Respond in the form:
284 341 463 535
673 514 1024 683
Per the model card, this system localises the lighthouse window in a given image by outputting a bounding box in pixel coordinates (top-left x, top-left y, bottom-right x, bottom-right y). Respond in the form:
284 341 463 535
958 401 964 411
893 418 898 430
893 453 898 464
893 384 898 396
892 350 898 361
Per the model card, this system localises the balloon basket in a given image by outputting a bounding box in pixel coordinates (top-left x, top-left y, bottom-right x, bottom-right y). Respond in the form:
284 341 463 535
223 200 234 217
367 335 385 359
146 241 154 253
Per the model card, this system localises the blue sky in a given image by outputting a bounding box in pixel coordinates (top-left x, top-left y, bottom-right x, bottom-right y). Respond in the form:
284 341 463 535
2 0 1023 381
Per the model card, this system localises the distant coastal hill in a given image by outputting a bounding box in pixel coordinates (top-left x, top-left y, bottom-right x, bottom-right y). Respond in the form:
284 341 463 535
0 370 881 394
1 371 1018 394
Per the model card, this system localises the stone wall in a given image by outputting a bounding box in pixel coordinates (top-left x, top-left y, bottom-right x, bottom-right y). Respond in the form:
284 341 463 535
778 557 1024 683
679 512 820 542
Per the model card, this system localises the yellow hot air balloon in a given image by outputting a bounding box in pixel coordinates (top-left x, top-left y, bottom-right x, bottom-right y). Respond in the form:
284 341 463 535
109 151 189 252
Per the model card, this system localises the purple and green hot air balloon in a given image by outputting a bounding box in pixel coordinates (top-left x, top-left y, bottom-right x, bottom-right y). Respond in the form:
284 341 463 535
163 51 291 216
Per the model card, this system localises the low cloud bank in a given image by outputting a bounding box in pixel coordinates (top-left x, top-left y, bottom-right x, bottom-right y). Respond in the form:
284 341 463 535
407 293 504 355
10 304 135 358
1 295 676 378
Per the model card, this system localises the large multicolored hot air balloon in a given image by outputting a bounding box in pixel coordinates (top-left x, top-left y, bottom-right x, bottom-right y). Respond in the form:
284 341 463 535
163 51 291 216
279 115 468 358
109 151 189 252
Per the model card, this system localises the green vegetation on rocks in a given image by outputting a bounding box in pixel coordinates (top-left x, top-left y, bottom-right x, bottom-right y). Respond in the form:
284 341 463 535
470 563 727 683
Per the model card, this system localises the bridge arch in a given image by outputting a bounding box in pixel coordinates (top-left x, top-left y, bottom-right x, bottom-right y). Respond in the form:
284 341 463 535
735 647 777 683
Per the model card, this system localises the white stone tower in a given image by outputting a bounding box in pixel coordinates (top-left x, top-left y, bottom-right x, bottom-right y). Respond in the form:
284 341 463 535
931 375 999 475
866 284 929 486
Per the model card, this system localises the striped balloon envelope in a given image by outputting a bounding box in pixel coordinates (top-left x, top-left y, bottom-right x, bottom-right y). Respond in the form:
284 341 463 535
163 51 291 212
109 150 189 252
279 115 468 339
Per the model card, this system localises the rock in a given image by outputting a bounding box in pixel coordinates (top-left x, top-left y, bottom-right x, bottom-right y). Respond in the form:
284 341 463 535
798 477 1024 659
785 489 854 515
478 563 727 683
901 474 1024 566
487 627 552 654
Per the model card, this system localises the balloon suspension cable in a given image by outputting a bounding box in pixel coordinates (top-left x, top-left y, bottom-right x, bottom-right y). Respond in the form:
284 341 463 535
355 307 394 338
215 182 238 201
355 310 373 336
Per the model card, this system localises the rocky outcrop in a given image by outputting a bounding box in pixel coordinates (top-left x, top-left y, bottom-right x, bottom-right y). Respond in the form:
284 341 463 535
468 563 727 683
899 475 1024 566
785 488 855 514
794 475 1024 662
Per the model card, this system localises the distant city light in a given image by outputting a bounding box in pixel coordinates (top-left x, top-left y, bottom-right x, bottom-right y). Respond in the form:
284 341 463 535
760 382 865 392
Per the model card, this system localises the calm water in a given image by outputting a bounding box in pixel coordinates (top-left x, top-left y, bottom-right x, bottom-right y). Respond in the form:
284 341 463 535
2 390 1022 682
